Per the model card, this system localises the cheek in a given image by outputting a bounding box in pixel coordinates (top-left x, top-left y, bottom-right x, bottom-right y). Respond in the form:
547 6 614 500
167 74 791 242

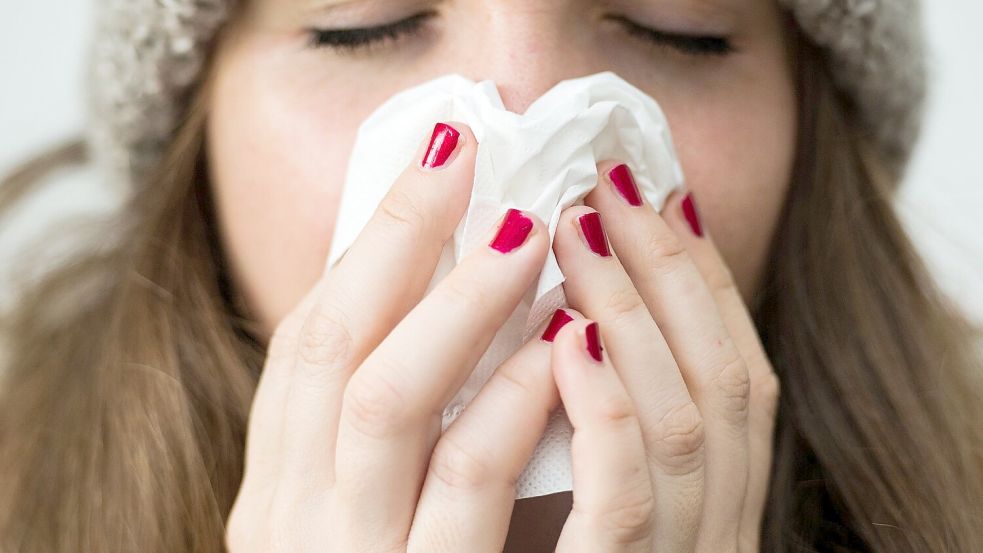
665 78 796 302
207 42 382 334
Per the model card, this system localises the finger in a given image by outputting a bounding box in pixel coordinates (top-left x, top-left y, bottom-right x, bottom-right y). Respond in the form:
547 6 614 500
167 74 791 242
239 122 477 493
552 205 703 552
586 161 750 551
552 319 655 553
332 208 549 550
407 309 572 553
264 122 478 492
236 280 324 495
661 189 781 552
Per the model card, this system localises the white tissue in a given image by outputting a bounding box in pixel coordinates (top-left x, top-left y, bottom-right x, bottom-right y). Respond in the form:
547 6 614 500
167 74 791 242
326 71 685 499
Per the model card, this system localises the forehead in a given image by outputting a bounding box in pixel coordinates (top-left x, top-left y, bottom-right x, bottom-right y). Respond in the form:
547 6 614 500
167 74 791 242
270 0 753 16
250 0 761 30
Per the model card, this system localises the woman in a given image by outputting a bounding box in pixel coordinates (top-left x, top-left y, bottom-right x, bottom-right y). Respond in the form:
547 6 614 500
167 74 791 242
1 0 981 551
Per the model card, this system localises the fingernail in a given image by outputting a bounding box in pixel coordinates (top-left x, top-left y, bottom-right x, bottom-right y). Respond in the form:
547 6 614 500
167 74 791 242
607 164 643 207
489 209 534 253
421 122 460 169
681 192 704 237
584 322 604 363
540 308 574 343
577 212 611 257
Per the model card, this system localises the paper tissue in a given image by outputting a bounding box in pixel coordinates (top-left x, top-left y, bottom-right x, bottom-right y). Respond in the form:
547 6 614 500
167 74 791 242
326 71 685 499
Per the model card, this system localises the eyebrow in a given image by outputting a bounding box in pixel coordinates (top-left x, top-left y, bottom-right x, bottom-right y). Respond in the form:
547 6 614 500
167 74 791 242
297 0 360 13
621 0 747 28
298 0 439 13
299 0 743 12
290 0 746 28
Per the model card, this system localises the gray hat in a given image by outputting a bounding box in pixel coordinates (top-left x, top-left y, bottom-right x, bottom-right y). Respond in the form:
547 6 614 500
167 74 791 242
86 0 927 189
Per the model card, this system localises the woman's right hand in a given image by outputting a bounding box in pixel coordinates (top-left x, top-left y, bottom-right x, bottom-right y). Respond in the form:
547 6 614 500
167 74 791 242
224 121 552 552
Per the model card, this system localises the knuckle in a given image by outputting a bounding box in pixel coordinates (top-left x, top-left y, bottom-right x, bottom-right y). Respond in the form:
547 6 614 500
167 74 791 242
595 392 641 430
266 325 300 363
708 354 752 422
490 362 538 405
592 492 656 545
438 272 493 315
342 368 410 439
640 230 690 274
296 303 354 370
268 301 317 363
429 434 498 493
601 287 649 327
704 261 740 298
650 401 706 475
377 186 432 238
753 369 782 420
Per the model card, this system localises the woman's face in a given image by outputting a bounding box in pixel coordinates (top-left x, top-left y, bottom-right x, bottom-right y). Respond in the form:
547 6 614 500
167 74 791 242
207 0 797 337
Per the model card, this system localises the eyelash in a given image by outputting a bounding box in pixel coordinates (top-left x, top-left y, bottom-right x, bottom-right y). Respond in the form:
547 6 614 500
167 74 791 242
308 12 734 57
308 12 434 51
605 15 735 57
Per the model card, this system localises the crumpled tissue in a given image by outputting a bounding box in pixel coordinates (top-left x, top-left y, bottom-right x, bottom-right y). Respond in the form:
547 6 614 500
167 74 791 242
326 71 685 499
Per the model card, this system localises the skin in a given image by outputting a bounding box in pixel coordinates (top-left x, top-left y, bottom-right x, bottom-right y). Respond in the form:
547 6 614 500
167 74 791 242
208 0 795 550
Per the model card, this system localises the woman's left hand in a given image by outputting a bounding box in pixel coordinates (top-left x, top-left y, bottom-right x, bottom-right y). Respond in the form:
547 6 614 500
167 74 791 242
548 161 781 552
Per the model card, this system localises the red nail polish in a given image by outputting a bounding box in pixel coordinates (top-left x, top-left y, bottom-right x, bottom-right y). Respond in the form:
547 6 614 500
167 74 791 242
681 192 704 237
585 322 604 363
421 123 460 169
607 164 643 207
577 212 611 257
540 308 574 342
489 209 534 253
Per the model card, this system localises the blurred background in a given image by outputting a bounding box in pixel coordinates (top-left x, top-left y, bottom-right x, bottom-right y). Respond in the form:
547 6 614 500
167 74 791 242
1 1 982 323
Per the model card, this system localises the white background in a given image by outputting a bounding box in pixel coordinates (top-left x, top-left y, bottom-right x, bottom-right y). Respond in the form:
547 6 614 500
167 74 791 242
1 1 981 323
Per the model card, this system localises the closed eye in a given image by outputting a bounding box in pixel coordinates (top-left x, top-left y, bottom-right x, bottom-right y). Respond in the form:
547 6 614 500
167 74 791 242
307 11 735 58
308 11 434 51
605 15 735 57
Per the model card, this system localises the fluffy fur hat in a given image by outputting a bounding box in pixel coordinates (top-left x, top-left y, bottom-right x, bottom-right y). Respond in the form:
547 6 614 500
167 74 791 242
86 0 927 188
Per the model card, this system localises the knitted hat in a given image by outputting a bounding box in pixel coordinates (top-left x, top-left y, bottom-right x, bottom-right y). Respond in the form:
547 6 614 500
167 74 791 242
86 0 927 189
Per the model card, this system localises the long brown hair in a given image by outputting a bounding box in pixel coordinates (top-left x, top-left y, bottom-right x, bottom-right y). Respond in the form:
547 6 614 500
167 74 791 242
1 25 981 553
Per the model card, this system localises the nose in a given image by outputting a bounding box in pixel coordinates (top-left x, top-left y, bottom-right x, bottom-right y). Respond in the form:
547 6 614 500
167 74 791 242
452 2 602 114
